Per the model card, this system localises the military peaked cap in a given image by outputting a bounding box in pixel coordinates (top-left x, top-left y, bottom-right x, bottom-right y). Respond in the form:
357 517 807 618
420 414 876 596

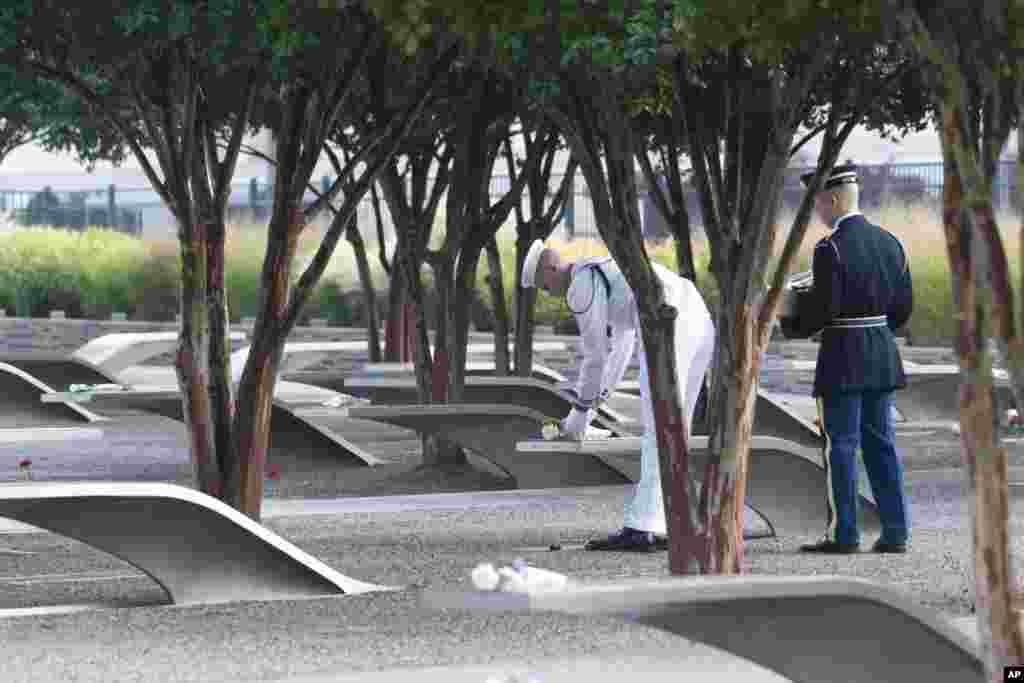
800 163 859 190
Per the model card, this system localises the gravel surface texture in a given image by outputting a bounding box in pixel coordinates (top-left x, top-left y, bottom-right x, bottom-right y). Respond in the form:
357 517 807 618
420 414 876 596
0 338 1011 682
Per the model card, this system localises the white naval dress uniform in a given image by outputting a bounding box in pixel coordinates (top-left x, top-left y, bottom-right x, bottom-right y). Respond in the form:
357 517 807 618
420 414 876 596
567 257 716 535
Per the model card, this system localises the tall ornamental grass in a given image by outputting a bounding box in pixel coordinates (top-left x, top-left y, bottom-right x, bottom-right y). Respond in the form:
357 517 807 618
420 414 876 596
1 202 1016 344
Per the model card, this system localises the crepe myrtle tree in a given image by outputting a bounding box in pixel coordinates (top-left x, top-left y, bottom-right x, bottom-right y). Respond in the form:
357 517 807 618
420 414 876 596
363 50 460 369
428 53 548 421
330 36 459 367
5 0 456 520
504 127 578 378
667 5 931 573
537 0 930 574
883 1 1024 676
0 66 126 173
631 96 700 284
376 121 455 371
228 6 457 517
386 0 736 568
418 0 930 574
2 0 273 506
476 117 574 377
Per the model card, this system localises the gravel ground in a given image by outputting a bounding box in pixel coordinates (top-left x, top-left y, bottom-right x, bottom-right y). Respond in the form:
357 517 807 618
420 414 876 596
0 339 1010 682
0 479 1003 683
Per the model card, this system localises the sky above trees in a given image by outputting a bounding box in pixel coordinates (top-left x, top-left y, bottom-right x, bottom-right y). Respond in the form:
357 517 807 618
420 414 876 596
7 125 1019 181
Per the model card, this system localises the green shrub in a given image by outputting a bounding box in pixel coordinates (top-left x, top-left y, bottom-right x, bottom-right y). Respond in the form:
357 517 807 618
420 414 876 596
0 228 88 316
76 227 151 314
3 207 1016 346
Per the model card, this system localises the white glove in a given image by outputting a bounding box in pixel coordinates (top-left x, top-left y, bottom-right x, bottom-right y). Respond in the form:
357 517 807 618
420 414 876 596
560 407 590 440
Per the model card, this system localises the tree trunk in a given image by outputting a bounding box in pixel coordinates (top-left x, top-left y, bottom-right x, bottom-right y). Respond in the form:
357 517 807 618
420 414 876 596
701 298 762 574
402 251 433 403
230 205 303 520
485 237 511 375
673 212 698 284
940 105 1024 678
345 216 382 363
552 65 704 575
448 243 483 403
513 233 538 377
641 312 704 574
422 254 465 466
384 267 413 363
175 218 232 500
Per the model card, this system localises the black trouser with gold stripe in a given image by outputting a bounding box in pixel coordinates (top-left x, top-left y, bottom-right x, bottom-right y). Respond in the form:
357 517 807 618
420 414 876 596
817 390 909 546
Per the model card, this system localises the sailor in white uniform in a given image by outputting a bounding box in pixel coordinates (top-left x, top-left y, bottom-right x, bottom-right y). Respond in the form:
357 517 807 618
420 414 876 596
521 240 716 551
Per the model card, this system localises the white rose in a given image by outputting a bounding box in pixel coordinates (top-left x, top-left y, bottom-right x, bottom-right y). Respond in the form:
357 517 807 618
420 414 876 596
471 563 500 591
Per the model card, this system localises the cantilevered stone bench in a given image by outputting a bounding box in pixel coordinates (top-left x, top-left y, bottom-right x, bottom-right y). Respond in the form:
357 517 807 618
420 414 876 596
0 362 107 427
613 381 823 452
517 434 879 536
768 358 1018 424
342 376 636 437
0 482 393 604
231 341 372 377
0 332 248 390
72 330 247 376
0 333 252 426
898 363 1017 423
345 403 628 488
41 386 383 468
354 359 569 383
343 404 771 538
282 348 570 394
422 575 982 683
114 340 385 388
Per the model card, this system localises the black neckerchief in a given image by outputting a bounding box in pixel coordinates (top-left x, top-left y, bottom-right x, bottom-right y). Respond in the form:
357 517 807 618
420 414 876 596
566 259 612 315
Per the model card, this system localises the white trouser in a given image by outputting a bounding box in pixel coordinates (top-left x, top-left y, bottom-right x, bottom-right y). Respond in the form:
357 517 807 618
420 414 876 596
623 273 715 535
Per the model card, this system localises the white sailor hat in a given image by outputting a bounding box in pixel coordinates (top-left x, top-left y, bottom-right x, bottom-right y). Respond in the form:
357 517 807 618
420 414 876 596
801 163 859 190
521 239 547 289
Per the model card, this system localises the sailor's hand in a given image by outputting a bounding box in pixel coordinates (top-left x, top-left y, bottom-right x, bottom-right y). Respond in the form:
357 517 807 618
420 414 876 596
560 408 589 441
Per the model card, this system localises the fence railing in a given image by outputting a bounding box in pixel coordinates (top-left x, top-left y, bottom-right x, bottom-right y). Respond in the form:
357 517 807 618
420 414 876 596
4 160 1019 238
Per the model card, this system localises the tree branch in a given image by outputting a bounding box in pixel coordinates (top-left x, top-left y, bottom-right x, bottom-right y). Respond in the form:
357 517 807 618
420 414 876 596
215 70 257 215
25 59 173 211
369 181 391 275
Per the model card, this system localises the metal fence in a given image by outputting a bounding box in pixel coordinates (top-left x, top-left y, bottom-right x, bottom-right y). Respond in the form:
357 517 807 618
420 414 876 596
3 160 1018 239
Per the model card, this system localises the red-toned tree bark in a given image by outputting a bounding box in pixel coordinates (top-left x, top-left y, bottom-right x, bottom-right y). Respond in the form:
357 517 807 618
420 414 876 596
889 3 1024 674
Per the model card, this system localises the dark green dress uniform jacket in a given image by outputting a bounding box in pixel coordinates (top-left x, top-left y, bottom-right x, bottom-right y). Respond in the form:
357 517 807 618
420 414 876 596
781 213 913 397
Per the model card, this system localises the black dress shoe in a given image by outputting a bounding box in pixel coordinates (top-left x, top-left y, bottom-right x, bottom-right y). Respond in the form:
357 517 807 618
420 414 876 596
585 527 660 552
871 539 907 554
799 539 860 554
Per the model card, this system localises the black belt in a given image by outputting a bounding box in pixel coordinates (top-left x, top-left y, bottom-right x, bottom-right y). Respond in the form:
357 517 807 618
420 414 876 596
826 315 887 329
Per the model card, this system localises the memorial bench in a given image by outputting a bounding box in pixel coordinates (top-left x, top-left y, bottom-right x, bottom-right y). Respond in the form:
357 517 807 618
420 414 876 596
0 481 393 604
343 402 862 537
0 362 108 427
41 385 385 468
282 346 570 394
0 331 248 389
612 381 823 452
422 575 982 683
0 331 245 427
515 432 880 536
342 376 637 437
772 358 1018 424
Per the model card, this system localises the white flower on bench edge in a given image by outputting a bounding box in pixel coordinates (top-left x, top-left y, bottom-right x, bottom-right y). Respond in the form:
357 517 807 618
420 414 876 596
471 559 569 594
541 422 560 441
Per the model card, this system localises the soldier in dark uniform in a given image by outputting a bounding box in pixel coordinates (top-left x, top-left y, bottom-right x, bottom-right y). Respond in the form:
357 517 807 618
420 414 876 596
780 163 913 554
